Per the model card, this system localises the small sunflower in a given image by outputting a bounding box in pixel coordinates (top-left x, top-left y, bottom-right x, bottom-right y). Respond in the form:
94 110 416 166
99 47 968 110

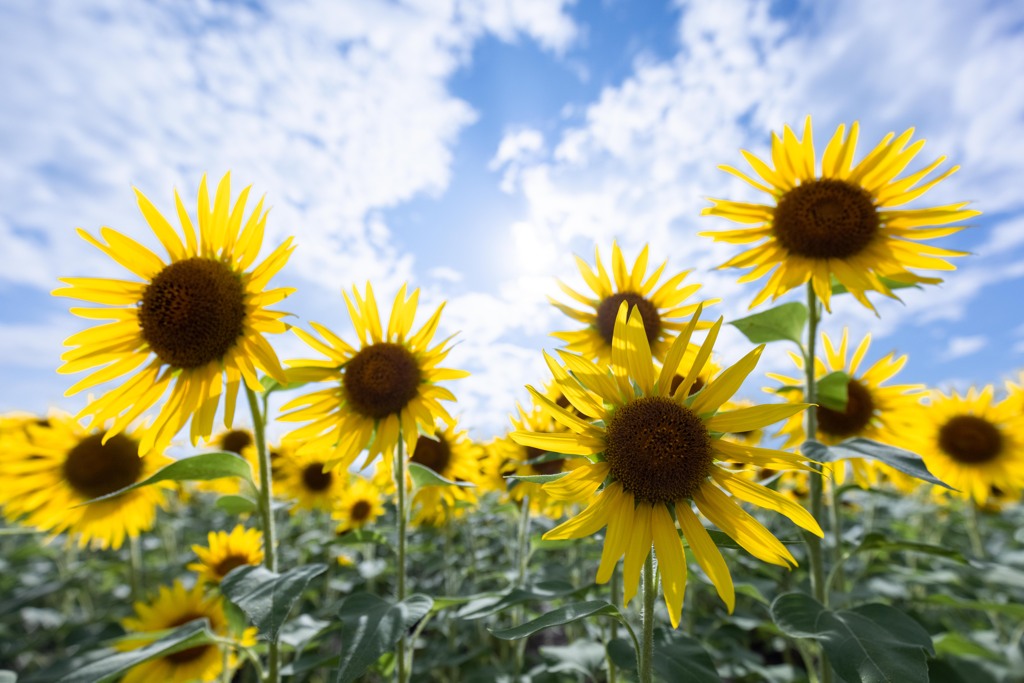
119 580 256 683
900 386 1024 503
701 117 980 311
769 329 925 486
1 412 172 549
275 444 347 514
188 525 264 584
512 304 822 627
280 283 468 471
333 476 386 534
193 428 259 496
54 173 294 454
551 242 717 363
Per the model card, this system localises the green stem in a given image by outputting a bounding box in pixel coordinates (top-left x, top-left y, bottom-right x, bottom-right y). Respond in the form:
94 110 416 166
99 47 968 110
514 497 531 676
128 534 143 604
967 499 985 559
639 551 656 683
828 477 845 595
607 565 620 683
394 435 409 683
245 386 279 683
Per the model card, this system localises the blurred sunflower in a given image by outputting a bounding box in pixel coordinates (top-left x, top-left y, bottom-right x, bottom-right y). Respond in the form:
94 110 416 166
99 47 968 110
1 412 172 549
275 445 347 513
119 581 256 683
188 525 264 584
551 242 716 363
701 117 979 311
333 476 386 534
54 173 294 454
512 304 821 627
901 387 1024 503
193 428 259 496
280 283 468 471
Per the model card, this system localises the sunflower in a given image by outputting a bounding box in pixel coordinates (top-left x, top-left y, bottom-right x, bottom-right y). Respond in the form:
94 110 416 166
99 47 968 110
768 329 924 486
188 525 264 584
280 283 468 472
899 386 1024 503
53 173 294 455
274 444 347 513
551 242 717 363
0 412 172 549
701 117 980 311
119 580 256 683
193 428 260 496
333 476 386 534
511 304 822 627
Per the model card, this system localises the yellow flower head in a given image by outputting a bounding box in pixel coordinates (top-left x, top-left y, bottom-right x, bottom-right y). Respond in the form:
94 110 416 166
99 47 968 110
551 242 717 362
188 525 264 584
702 118 980 312
0 411 172 549
275 444 347 514
54 173 295 454
280 282 468 472
333 475 386 534
512 303 822 628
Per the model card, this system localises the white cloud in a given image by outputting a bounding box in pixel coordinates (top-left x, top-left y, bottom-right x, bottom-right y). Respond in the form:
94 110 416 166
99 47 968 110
940 335 988 361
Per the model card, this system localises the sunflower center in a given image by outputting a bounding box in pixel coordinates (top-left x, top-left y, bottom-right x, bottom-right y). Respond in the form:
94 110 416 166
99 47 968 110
938 415 1003 464
213 554 253 579
350 500 372 522
604 396 713 504
595 293 661 346
62 433 144 500
139 257 246 369
525 446 564 475
773 179 879 259
817 379 875 439
343 343 422 419
411 435 451 475
165 614 213 663
301 463 333 492
219 429 253 455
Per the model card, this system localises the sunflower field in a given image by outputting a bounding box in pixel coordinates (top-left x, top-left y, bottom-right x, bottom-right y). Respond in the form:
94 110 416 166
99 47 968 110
2 117 1023 683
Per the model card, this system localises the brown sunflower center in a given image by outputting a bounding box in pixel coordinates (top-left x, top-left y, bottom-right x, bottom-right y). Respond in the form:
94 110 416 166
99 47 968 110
343 343 422 419
165 614 214 663
938 415 1003 464
411 434 451 475
595 292 661 346
526 446 564 475
62 433 144 499
350 499 372 522
773 179 879 259
213 554 253 579
218 429 253 455
817 379 875 439
139 257 247 369
301 463 333 492
604 396 713 504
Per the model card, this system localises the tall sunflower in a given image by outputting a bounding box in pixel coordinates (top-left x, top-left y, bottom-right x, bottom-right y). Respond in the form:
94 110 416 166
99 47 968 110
188 525 264 584
0 412 172 549
899 386 1024 503
54 173 294 454
701 118 980 311
511 304 822 627
280 283 468 472
119 581 256 683
552 242 717 363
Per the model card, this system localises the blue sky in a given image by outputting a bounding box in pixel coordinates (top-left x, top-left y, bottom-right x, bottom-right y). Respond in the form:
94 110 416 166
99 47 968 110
2 0 1023 440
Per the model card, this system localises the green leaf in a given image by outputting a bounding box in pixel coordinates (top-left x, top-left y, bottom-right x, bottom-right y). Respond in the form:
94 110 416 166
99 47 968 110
653 637 722 683
504 471 571 485
260 375 309 394
829 438 953 489
333 593 433 683
831 274 920 296
855 532 968 564
729 302 808 345
458 581 579 620
79 452 256 506
57 620 216 683
918 594 1024 619
817 371 850 412
489 600 621 640
933 632 1004 662
220 563 327 641
334 528 389 546
216 494 258 515
771 593 934 683
408 462 475 490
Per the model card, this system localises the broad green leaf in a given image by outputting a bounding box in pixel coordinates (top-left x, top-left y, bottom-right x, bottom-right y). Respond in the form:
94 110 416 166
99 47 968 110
933 633 1004 662
490 600 621 640
220 563 327 641
504 472 571 485
458 581 579 620
79 452 256 506
771 593 934 683
260 375 309 394
800 440 833 463
653 637 722 682
57 620 216 683
216 494 258 515
919 594 1024 619
829 438 952 489
729 302 808 346
408 462 475 490
855 532 968 564
333 593 433 683
817 371 850 412
928 657 1001 683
